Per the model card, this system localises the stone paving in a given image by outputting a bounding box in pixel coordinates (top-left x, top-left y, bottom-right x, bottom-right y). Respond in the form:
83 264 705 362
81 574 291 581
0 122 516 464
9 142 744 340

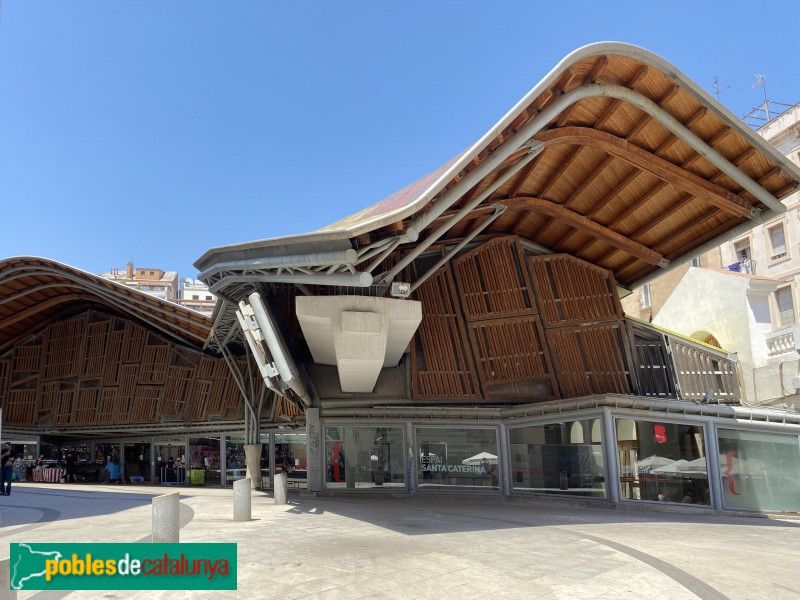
1 483 799 599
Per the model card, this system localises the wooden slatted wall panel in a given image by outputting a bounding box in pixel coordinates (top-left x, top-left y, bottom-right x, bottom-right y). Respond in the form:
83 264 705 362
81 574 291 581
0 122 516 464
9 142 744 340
453 236 536 320
630 328 675 398
131 387 160 423
113 395 132 425
74 384 100 425
82 320 109 377
222 373 244 420
55 387 75 426
13 342 43 375
103 328 125 385
412 268 480 400
186 379 211 422
6 389 37 426
138 344 170 385
197 357 217 380
670 341 740 403
207 364 231 418
547 323 632 397
275 395 303 419
528 254 622 327
162 366 193 417
119 364 138 400
97 388 117 424
44 317 84 380
38 381 58 416
0 358 9 404
122 323 147 363
467 317 557 401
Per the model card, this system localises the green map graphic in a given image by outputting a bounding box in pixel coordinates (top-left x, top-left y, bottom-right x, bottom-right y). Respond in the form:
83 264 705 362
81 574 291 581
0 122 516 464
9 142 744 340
10 543 62 590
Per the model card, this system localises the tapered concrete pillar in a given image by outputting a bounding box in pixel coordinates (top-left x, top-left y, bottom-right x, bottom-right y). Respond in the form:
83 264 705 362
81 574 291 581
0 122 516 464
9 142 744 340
1 558 17 598
152 491 180 543
306 408 323 492
274 472 288 505
244 444 263 489
233 478 252 521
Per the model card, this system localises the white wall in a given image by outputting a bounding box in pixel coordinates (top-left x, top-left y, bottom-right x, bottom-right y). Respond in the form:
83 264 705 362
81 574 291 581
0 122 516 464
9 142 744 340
654 268 776 404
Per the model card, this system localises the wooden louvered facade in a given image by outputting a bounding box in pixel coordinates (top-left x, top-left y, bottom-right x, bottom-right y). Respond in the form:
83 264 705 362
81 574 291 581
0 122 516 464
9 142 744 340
402 236 739 405
0 310 246 430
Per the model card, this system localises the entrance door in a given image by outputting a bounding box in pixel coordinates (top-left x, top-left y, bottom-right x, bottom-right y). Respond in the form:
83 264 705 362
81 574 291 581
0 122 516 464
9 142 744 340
123 443 151 483
155 441 186 485
275 432 307 490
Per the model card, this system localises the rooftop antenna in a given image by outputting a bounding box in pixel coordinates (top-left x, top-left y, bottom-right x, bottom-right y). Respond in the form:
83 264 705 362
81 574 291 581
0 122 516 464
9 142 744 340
753 74 769 121
711 76 728 102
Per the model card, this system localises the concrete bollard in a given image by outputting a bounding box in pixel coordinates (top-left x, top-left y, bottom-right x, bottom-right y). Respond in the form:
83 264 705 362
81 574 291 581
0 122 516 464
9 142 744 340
152 491 180 543
233 478 252 521
1 558 18 598
274 472 288 505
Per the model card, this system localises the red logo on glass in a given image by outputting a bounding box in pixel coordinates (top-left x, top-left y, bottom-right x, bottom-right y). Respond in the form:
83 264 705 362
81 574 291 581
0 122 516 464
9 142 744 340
654 425 667 444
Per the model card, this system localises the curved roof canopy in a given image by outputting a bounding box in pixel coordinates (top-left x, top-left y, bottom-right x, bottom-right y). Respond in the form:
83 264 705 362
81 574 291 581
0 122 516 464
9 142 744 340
0 257 212 354
198 42 800 299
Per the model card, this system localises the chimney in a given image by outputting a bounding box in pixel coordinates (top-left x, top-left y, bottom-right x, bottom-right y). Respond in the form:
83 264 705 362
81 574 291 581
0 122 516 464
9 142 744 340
126 262 134 279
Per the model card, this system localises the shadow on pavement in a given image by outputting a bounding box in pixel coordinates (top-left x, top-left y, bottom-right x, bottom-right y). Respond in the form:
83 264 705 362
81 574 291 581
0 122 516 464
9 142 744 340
283 493 800 536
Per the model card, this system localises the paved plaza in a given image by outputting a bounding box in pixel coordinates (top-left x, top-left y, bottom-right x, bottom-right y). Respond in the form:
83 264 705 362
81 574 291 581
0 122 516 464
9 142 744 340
0 483 798 600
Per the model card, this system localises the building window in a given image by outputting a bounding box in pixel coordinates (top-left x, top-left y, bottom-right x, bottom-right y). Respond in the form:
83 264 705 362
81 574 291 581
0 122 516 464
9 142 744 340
205 295 213 301
768 224 787 260
616 419 709 505
509 418 604 497
325 427 405 490
192 295 199 300
640 283 652 309
690 257 701 267
416 427 499 491
732 239 753 274
776 287 795 327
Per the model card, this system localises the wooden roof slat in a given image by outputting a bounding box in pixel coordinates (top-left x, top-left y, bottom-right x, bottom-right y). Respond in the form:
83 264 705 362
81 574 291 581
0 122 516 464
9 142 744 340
534 127 753 217
501 197 664 265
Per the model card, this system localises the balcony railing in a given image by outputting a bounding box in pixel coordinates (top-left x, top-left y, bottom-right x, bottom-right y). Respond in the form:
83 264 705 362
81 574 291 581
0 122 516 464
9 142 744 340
627 319 741 404
766 325 800 359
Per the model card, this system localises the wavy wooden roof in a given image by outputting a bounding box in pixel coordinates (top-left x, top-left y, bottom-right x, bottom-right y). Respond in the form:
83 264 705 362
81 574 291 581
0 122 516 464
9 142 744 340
196 42 800 292
0 257 212 354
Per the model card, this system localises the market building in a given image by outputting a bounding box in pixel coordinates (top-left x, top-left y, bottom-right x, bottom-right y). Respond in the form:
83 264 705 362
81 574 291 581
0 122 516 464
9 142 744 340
2 43 800 513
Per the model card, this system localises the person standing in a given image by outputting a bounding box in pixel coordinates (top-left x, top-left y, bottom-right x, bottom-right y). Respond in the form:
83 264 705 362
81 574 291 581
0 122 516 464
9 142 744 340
1 443 15 495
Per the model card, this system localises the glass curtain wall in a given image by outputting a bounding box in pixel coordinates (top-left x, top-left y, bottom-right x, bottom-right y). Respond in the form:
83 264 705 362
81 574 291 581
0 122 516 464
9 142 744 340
509 418 604 497
416 428 499 491
225 436 247 485
325 427 405 489
616 419 709 504
188 437 221 485
275 433 308 489
717 428 800 512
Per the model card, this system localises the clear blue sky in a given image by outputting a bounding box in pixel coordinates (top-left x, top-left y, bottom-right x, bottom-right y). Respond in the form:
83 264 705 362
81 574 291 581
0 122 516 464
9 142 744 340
2 1 799 279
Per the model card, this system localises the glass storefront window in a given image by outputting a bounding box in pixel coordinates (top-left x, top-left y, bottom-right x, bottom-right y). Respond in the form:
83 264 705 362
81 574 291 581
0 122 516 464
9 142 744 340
188 437 221 485
509 418 604 497
276 433 307 490
616 419 709 505
259 433 271 489
717 428 800 512
416 428 499 491
325 427 405 489
225 436 247 485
